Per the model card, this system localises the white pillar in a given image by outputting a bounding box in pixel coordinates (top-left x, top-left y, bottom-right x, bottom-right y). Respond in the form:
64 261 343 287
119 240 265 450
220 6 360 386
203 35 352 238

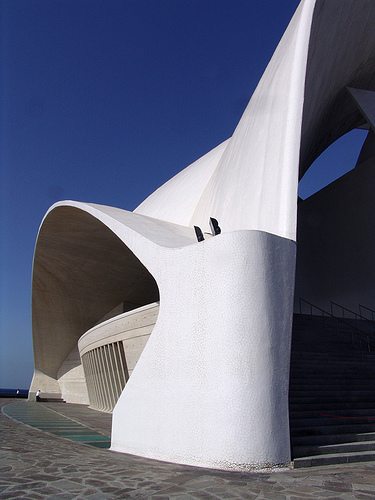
112 230 296 471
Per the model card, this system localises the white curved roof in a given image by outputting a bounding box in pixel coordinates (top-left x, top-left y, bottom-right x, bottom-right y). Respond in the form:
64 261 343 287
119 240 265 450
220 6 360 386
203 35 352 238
135 0 316 241
134 139 229 226
133 0 375 242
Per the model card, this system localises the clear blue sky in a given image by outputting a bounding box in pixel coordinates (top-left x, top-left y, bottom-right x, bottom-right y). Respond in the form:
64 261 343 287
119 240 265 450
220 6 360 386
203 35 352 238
0 0 366 389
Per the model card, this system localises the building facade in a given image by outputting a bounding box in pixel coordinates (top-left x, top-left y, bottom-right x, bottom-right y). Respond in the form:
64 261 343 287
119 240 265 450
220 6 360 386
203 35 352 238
30 0 375 471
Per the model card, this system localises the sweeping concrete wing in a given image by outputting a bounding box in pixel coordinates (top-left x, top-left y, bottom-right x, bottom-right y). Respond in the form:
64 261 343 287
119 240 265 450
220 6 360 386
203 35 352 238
134 139 229 226
30 201 196 401
30 0 375 472
136 0 375 242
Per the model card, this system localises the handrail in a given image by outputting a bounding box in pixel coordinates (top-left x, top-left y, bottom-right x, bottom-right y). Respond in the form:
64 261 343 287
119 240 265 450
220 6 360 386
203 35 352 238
359 338 375 361
298 298 375 357
299 298 331 328
330 301 373 336
359 304 375 322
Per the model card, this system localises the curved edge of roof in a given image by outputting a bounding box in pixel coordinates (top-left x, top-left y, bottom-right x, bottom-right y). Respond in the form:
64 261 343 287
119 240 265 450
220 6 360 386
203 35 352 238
131 0 375 243
38 200 197 250
188 0 316 241
299 0 375 176
134 139 230 227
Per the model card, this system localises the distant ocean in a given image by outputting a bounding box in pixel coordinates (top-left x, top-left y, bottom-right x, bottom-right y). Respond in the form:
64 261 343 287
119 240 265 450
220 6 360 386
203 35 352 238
0 388 28 397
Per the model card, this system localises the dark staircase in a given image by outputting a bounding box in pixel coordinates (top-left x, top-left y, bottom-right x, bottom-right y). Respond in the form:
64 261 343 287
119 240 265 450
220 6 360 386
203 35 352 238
290 313 375 467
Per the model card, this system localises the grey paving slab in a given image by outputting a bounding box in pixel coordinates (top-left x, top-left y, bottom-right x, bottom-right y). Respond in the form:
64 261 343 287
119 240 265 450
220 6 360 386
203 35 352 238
1 399 375 499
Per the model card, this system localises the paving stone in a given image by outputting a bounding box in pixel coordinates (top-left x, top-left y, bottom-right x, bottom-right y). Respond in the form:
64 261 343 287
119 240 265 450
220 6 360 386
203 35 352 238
0 493 27 499
85 494 116 500
81 488 100 497
233 493 258 500
30 486 62 495
188 480 220 489
46 494 76 500
3 399 375 499
169 495 195 500
22 493 45 500
288 484 323 494
207 489 239 498
322 480 353 493
355 487 375 494
190 491 222 500
289 497 316 500
157 486 187 495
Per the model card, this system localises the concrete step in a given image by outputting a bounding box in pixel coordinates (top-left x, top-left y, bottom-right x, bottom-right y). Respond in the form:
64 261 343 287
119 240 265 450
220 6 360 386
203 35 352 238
290 422 375 437
291 382 374 388
290 386 374 393
38 398 65 403
291 419 375 430
293 440 375 458
290 395 375 402
290 366 375 373
293 450 375 468
290 408 375 418
290 312 375 467
291 356 374 362
290 363 375 371
291 431 375 447
290 401 375 411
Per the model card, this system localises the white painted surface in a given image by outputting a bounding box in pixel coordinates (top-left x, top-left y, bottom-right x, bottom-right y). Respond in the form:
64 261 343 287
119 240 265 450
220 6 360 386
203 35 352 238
134 0 375 242
190 0 315 241
32 200 296 469
135 140 229 226
111 231 296 471
29 370 61 400
134 1 316 242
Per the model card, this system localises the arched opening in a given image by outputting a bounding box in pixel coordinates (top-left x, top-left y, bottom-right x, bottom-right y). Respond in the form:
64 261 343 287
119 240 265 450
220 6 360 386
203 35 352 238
298 128 368 200
31 205 159 405
295 125 375 312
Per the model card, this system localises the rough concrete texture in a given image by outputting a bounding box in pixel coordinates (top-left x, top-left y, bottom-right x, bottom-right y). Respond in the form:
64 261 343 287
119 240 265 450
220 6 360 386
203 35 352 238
2 399 375 499
112 231 296 471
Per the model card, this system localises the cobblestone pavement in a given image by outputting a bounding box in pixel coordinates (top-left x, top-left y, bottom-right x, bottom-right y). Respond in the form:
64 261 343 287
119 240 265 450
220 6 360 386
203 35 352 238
1 399 375 499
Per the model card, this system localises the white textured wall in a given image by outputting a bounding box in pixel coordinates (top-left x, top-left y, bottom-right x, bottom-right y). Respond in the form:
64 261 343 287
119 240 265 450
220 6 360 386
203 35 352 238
31 202 296 469
135 140 229 226
190 0 315 240
112 231 296 471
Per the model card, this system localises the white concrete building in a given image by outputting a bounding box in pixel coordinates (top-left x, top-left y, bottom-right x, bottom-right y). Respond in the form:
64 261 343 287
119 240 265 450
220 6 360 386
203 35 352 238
30 0 375 471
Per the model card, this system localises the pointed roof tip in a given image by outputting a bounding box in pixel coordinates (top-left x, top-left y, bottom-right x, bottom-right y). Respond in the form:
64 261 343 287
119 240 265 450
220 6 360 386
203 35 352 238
347 87 375 133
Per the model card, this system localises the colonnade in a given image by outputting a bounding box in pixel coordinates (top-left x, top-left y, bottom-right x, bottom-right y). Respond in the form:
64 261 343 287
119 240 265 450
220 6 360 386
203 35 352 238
78 302 159 412
81 341 128 412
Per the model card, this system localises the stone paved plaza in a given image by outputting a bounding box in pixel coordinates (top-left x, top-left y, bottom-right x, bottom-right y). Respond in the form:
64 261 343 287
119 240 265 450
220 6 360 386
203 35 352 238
1 399 375 499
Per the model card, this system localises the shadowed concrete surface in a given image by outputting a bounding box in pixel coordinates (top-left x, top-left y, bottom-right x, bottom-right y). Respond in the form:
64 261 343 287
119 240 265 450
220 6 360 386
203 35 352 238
2 400 375 499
